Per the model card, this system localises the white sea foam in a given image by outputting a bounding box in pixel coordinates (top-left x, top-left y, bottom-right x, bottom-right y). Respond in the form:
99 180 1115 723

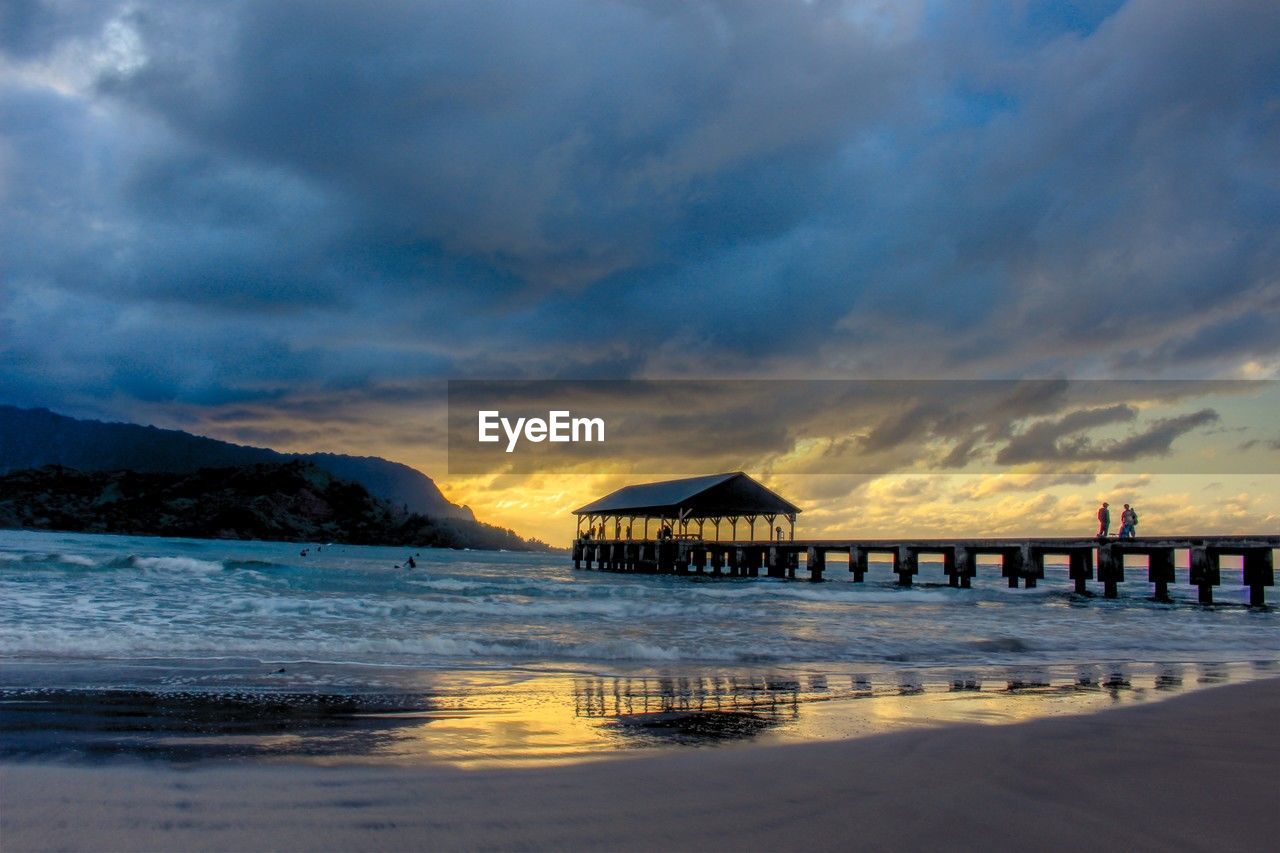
0 551 97 567
126 556 226 573
1 529 1278 672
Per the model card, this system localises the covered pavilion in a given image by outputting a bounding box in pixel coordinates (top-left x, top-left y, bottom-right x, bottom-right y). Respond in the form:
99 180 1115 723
573 472 801 542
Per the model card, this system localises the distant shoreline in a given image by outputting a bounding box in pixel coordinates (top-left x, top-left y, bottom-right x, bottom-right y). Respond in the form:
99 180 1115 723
0 523 564 553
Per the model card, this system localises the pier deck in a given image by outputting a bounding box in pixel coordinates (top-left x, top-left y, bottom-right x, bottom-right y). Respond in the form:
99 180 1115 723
571 535 1280 606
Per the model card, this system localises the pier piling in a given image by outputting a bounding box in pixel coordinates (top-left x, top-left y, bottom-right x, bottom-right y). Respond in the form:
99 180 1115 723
851 547 868 583
1190 547 1215 604
1003 548 1023 589
1022 546 1040 589
1148 549 1175 602
955 547 974 588
568 533 1276 608
1243 548 1273 607
897 547 916 587
1067 550 1093 595
1098 544 1122 598
807 547 825 582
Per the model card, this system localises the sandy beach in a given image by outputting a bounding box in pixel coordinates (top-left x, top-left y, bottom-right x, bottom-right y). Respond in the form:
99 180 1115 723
4 676 1277 852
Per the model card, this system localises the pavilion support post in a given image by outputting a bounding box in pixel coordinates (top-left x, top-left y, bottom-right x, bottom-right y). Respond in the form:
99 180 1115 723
711 548 724 576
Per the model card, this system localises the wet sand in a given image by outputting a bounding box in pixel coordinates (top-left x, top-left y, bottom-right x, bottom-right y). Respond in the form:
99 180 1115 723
3 677 1278 852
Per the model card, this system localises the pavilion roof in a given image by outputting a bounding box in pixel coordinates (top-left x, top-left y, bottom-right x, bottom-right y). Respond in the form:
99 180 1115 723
572 472 800 519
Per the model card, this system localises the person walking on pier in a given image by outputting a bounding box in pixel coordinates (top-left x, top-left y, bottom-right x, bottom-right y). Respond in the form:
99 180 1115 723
1097 502 1110 538
1119 504 1135 539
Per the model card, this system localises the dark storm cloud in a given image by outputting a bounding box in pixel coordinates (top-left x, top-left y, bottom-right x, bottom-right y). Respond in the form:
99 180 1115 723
2 0 1279 448
444 380 1270 476
96 0 914 294
996 406 1220 465
994 404 1138 464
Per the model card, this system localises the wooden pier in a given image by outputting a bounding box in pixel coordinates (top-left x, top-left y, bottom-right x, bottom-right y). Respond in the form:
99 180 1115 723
570 535 1280 605
571 472 1278 606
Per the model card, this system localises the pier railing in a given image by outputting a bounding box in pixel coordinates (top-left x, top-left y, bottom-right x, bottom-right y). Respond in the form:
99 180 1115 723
570 535 1279 606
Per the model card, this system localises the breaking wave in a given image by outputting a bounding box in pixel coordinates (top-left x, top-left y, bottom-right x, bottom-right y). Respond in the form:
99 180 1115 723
2 529 1278 673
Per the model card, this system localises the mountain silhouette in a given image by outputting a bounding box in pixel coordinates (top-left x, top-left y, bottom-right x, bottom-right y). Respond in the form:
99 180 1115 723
0 405 473 521
0 461 544 549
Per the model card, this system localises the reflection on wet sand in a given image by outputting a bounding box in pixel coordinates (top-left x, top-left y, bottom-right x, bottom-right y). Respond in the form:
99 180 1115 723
574 675 805 745
1 661 1273 768
0 688 433 763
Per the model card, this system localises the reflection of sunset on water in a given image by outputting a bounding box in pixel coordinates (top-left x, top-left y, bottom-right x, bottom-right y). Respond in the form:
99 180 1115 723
297 661 1271 770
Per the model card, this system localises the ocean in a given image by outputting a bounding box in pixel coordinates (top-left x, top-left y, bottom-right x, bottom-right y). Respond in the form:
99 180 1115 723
3 529 1277 767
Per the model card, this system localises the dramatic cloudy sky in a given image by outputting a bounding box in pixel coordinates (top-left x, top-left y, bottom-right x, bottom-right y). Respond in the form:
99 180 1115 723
2 0 1278 541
